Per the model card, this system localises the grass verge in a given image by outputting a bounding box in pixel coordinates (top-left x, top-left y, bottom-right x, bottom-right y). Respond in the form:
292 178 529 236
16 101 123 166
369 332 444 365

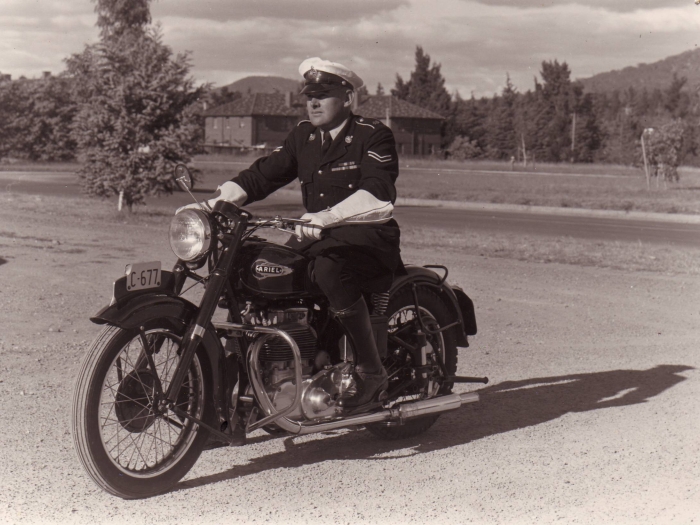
401 225 700 276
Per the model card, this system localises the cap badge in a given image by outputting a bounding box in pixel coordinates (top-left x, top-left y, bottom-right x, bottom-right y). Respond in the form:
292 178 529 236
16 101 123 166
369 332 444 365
308 66 321 82
345 135 353 144
309 133 316 141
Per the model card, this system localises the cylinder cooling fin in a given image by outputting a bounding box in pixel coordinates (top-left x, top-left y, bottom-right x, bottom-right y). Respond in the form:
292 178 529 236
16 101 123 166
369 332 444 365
259 325 318 362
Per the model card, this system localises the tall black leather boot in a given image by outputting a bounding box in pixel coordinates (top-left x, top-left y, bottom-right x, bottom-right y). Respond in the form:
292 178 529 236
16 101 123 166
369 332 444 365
331 296 388 408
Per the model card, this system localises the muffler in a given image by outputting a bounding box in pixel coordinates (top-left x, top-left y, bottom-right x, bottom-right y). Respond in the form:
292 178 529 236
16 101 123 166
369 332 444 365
263 391 480 435
395 392 479 424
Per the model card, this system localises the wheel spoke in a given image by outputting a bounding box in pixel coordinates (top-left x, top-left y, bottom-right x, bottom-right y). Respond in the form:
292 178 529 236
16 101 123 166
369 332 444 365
92 327 204 479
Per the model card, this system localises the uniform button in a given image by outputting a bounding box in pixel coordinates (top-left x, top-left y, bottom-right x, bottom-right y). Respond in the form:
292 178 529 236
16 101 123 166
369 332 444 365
320 193 324 197
318 170 322 174
348 184 353 188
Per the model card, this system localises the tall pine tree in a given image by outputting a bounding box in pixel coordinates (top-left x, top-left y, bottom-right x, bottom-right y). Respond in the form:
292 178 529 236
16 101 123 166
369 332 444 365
392 46 452 117
67 0 206 210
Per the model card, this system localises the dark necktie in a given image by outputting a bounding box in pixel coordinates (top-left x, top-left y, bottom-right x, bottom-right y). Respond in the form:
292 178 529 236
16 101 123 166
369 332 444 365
322 131 332 157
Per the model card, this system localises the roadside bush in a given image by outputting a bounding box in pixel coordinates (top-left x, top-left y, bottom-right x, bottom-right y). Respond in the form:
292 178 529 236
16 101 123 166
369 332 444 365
446 135 483 160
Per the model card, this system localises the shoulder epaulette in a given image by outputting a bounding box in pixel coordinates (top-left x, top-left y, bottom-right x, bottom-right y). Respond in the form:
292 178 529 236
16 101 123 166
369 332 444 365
355 116 376 130
297 120 311 127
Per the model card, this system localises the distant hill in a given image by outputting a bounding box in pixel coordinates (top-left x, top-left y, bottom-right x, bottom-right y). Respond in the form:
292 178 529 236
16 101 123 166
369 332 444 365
216 75 300 94
579 48 700 93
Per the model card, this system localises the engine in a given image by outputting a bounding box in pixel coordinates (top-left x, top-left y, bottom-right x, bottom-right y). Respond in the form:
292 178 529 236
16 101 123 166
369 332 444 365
241 304 352 422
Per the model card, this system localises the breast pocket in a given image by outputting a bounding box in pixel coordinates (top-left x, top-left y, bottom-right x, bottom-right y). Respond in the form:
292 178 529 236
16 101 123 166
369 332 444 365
320 175 358 205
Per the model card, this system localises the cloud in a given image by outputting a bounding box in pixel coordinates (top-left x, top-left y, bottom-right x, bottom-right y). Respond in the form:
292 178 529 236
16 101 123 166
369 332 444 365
1 0 699 97
468 0 689 13
152 0 409 22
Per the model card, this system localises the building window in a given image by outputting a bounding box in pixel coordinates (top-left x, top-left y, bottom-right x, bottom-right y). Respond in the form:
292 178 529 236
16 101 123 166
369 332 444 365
226 118 230 129
213 118 218 130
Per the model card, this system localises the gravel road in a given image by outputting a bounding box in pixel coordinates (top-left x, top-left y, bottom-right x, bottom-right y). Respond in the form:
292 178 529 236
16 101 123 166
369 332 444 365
0 192 698 524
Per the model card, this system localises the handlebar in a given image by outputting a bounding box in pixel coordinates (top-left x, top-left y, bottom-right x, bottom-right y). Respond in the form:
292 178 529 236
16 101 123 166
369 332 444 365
248 215 310 233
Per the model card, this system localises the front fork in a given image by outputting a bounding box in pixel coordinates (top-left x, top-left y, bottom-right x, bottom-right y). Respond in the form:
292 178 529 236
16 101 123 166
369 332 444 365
161 215 247 412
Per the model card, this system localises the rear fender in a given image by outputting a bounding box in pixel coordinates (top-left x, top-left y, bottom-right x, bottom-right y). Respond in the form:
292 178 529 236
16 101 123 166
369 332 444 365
389 266 474 347
91 293 227 427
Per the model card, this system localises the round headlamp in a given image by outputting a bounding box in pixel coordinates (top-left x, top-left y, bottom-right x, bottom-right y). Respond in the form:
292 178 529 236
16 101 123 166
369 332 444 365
169 209 212 262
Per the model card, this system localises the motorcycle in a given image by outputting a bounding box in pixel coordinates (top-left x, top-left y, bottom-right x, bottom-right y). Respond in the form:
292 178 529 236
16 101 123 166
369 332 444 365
72 165 486 499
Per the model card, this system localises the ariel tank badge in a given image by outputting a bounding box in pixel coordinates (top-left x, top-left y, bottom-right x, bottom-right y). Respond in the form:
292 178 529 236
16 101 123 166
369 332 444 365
309 133 316 141
253 259 292 278
345 135 353 144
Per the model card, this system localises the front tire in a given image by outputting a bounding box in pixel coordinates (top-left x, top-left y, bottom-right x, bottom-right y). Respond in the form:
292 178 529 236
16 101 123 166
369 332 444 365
366 287 458 440
72 322 212 499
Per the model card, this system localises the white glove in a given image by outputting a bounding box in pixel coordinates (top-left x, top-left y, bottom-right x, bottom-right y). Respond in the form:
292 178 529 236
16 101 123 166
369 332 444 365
293 190 394 241
295 210 341 241
176 181 248 214
329 189 393 223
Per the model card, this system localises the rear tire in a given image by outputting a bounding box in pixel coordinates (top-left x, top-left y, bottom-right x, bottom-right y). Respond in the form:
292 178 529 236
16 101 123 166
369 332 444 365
366 286 458 440
72 322 212 499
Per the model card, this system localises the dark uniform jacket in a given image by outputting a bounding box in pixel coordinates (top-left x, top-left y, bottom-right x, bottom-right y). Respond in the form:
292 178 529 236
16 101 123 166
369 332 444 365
231 113 403 291
232 113 398 212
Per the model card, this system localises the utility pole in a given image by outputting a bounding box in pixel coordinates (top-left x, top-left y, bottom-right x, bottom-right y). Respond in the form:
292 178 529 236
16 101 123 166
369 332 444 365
570 112 576 163
641 128 654 191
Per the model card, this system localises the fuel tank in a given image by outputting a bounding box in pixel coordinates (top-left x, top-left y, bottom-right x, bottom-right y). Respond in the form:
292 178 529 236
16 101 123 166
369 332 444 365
236 241 312 298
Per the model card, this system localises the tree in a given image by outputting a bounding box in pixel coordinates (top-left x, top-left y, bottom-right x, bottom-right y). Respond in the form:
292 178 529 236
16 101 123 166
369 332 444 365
485 75 518 159
356 84 370 104
644 120 687 186
94 0 151 39
67 0 206 210
209 86 241 109
0 75 77 161
392 46 452 117
446 135 482 160
664 74 688 118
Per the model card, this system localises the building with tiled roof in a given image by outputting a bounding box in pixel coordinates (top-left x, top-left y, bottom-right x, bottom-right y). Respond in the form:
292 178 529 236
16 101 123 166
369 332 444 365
203 92 306 151
203 93 443 156
357 95 443 155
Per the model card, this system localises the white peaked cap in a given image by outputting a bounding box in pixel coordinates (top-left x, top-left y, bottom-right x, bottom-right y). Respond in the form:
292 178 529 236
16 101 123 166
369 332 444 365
298 57 364 91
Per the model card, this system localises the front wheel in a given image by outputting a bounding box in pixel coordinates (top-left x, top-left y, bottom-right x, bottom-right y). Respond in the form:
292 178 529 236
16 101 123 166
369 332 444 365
366 286 458 440
72 322 212 499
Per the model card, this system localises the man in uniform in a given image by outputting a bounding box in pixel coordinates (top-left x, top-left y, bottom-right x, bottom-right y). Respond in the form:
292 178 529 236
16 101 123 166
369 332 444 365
192 58 401 408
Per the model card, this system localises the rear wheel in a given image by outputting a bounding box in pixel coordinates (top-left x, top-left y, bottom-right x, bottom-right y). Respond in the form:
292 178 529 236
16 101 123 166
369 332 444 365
366 287 458 440
72 322 212 499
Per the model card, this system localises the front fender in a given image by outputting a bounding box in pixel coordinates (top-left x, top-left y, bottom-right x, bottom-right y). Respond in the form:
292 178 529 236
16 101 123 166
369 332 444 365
390 265 476 347
91 293 227 428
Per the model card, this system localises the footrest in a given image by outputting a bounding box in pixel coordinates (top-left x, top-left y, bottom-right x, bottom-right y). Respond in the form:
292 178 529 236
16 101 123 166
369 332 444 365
449 375 489 384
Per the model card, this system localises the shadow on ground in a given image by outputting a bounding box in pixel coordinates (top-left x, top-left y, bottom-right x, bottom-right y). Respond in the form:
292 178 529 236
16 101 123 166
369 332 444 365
176 364 691 493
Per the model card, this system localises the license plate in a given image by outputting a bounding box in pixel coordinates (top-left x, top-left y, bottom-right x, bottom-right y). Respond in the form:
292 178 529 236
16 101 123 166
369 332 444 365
124 261 162 292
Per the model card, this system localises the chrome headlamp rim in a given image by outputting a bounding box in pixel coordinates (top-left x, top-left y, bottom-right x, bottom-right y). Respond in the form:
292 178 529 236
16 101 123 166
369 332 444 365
169 208 213 262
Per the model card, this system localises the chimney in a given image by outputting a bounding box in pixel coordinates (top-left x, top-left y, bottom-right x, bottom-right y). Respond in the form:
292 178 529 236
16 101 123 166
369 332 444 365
285 91 292 108
42 71 51 79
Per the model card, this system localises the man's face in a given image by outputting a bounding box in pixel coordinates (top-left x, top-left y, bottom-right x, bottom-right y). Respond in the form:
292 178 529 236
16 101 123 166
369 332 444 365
306 88 350 130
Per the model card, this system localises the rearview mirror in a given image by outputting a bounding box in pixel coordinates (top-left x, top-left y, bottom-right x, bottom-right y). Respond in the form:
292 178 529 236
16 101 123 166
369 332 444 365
174 164 193 192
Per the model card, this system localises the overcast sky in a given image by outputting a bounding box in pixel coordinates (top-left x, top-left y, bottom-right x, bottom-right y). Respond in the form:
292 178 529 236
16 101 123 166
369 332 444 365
2 0 699 96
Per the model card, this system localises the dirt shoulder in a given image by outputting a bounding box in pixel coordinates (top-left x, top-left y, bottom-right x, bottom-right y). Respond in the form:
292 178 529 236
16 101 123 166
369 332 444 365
0 192 698 524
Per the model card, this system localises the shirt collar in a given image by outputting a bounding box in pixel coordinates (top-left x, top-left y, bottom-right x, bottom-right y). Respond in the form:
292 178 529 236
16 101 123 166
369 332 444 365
326 117 350 141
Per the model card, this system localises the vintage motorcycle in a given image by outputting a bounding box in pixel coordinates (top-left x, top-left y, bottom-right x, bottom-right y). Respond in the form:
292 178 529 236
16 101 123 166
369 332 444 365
72 165 486 499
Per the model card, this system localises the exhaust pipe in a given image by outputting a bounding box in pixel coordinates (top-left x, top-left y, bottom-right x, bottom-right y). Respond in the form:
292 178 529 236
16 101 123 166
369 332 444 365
396 392 478 423
265 391 480 435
